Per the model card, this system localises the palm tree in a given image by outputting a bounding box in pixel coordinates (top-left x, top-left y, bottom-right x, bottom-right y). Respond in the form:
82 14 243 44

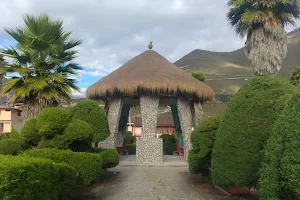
227 0 300 76
0 14 82 121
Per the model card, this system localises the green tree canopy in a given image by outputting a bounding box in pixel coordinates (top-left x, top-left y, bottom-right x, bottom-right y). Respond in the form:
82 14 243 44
0 14 82 120
191 72 205 82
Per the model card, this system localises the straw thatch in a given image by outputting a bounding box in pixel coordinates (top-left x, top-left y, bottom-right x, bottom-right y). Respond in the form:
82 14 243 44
86 50 214 103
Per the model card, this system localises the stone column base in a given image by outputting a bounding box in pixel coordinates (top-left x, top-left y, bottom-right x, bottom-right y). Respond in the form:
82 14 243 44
136 137 163 165
97 135 115 149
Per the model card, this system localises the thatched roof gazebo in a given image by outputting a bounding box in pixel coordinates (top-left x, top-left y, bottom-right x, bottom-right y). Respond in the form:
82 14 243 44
86 50 213 103
86 47 214 165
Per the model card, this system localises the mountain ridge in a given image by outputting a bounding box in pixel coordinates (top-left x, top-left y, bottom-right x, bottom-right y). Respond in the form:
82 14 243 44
175 27 300 93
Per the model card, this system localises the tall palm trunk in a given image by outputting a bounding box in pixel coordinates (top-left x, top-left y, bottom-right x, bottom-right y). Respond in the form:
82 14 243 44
245 27 288 76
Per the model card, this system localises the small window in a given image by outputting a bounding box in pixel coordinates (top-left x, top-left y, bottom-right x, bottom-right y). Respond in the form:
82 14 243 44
17 111 21 116
5 110 10 112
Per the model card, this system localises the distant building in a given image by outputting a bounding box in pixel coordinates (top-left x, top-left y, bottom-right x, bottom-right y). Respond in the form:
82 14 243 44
127 116 176 138
0 106 23 133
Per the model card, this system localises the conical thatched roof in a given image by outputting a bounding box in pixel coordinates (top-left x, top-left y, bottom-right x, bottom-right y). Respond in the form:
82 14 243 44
86 50 214 103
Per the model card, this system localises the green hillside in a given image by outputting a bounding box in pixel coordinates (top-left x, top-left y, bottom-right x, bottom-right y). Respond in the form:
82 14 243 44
175 28 300 93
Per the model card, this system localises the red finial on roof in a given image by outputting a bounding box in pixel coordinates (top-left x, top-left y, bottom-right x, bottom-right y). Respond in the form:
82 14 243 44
148 41 153 49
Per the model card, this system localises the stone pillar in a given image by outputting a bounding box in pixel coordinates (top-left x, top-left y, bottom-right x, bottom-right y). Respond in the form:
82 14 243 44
117 104 130 147
177 97 193 161
194 102 204 126
136 95 163 165
189 100 196 128
98 98 122 149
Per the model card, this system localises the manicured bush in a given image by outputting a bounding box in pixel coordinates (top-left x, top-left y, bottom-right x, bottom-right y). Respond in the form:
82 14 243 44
159 134 176 155
189 115 222 175
259 94 300 200
70 100 110 142
8 129 19 139
0 139 22 155
126 144 136 155
188 149 201 173
211 76 299 188
38 135 67 150
0 133 8 140
36 107 70 138
91 147 105 153
64 119 93 151
21 118 41 147
24 148 103 186
100 149 119 169
0 155 77 200
124 131 135 144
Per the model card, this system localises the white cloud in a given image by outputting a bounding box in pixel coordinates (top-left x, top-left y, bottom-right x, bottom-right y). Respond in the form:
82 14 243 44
71 88 86 98
2 0 296 94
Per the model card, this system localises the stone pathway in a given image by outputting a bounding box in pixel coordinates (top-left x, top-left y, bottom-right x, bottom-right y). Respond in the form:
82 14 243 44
71 164 231 200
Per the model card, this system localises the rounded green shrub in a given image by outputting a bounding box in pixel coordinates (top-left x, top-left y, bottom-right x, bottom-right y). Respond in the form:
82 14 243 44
188 148 201 173
38 135 68 150
189 115 222 175
159 134 176 155
259 94 300 200
21 118 40 147
9 129 19 139
70 100 109 142
124 131 135 144
23 148 103 186
211 76 299 188
36 107 70 137
64 119 93 151
100 149 119 169
0 139 22 155
126 144 136 155
0 155 77 200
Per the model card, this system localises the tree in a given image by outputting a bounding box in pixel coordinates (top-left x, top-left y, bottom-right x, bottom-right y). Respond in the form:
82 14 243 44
227 0 300 76
191 72 205 82
290 66 300 86
0 14 82 121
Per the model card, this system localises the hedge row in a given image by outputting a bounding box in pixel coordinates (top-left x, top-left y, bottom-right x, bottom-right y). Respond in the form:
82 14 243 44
23 149 103 186
189 115 222 176
0 155 77 200
211 76 299 188
258 95 300 200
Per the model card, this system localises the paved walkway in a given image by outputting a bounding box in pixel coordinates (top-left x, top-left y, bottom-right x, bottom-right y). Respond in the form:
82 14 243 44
119 155 188 167
72 164 230 200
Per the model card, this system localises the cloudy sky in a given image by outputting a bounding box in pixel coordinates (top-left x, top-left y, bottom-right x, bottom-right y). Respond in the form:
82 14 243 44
0 0 297 97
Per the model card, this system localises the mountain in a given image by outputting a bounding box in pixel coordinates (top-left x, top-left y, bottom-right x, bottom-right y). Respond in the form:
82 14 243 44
175 28 300 93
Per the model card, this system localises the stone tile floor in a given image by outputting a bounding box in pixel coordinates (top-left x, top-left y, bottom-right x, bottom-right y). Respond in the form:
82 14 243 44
71 155 256 200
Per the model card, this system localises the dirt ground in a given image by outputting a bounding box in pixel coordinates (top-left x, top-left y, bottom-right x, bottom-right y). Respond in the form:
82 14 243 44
71 165 233 200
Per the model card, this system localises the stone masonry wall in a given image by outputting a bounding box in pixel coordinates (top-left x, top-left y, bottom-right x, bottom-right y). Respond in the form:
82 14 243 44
136 96 163 164
194 102 204 126
98 98 122 149
177 97 193 161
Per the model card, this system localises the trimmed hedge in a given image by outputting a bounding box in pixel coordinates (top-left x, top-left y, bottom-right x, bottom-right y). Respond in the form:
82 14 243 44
0 139 22 155
8 129 19 139
126 144 136 155
100 149 119 169
36 108 70 138
124 131 135 144
64 119 93 152
23 149 103 186
189 115 222 175
21 118 40 147
211 76 299 188
159 134 176 155
70 100 110 142
0 155 77 200
259 95 300 200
